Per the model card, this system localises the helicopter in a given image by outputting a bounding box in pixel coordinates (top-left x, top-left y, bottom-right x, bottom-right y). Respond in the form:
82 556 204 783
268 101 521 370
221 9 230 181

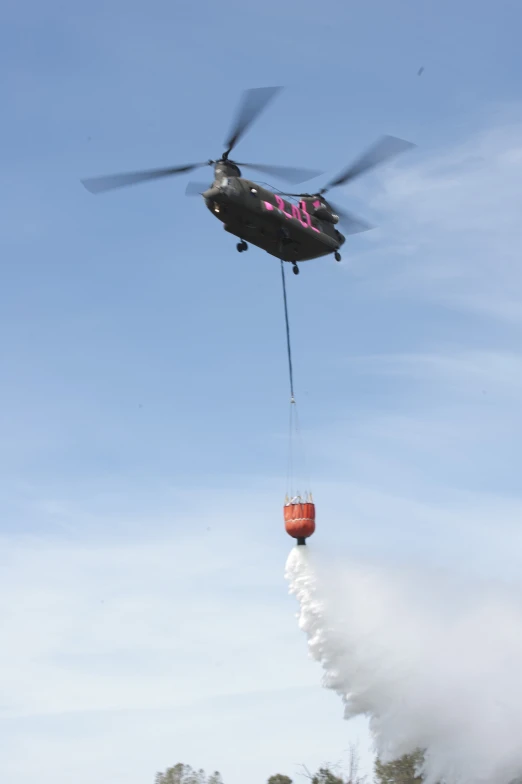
81 87 415 275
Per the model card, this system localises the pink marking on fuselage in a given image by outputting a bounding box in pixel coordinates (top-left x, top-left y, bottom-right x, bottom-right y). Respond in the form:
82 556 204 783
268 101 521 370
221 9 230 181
291 203 307 228
275 194 293 218
263 196 320 233
299 200 321 233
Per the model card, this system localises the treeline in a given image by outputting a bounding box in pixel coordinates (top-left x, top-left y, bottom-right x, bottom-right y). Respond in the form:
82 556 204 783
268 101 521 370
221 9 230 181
155 750 425 784
155 764 224 784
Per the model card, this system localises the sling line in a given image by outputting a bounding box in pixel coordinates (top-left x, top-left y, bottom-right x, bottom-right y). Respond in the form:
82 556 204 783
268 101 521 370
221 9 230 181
280 259 295 403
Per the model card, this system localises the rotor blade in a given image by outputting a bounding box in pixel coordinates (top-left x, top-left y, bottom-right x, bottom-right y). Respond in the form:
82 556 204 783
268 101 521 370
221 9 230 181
321 135 416 192
237 162 323 184
185 181 212 196
328 200 374 235
224 86 283 156
81 163 208 194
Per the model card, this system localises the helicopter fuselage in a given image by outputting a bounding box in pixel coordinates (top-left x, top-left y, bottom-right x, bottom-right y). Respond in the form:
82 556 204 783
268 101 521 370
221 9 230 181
202 174 345 263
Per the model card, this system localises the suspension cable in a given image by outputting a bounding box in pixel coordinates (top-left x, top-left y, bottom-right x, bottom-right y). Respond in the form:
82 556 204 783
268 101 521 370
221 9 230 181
280 259 312 500
280 260 295 403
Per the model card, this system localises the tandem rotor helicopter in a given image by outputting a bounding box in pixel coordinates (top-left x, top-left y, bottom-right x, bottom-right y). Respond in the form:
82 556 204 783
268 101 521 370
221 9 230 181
81 87 415 275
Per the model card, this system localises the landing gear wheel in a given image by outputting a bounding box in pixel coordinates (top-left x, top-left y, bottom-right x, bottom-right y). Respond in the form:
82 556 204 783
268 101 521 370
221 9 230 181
237 241 248 253
334 251 342 262
292 263 299 275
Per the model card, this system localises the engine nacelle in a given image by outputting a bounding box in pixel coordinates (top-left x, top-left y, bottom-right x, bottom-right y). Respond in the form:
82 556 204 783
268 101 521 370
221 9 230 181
300 197 339 224
313 205 339 224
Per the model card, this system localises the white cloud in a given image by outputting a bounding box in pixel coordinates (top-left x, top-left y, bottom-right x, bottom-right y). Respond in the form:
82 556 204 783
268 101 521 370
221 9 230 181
0 529 300 717
0 522 371 784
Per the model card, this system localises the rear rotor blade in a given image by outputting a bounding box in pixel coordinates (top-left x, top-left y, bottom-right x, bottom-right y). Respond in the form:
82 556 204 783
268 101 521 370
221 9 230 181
224 86 282 156
321 135 415 193
81 162 208 194
237 161 323 184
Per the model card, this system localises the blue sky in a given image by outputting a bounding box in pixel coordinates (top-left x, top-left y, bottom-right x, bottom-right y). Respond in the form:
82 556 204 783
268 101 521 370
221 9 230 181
2 0 522 782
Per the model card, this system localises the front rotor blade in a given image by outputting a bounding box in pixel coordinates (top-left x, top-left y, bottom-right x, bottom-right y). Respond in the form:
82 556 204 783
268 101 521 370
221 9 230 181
185 181 212 196
328 200 374 235
81 163 208 194
237 162 323 184
224 86 282 156
322 135 416 192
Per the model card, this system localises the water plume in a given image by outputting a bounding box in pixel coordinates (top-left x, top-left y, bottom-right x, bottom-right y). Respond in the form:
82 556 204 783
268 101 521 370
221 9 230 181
285 546 522 784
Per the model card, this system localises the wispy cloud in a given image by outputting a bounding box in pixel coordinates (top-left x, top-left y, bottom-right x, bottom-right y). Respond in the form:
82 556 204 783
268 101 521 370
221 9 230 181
0 521 324 719
346 108 522 324
306 340 522 578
